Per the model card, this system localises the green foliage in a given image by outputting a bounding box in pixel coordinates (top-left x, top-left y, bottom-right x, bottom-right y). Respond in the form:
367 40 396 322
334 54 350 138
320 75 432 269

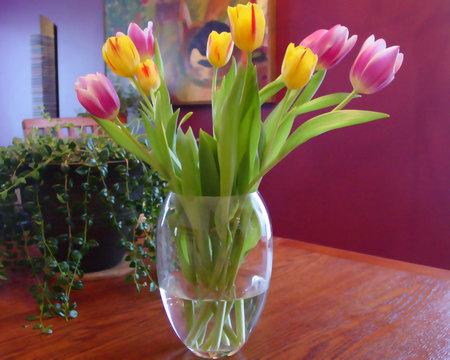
0 119 166 334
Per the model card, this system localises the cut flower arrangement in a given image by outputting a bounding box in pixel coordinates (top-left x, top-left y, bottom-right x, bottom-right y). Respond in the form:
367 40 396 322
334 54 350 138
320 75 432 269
76 2 403 358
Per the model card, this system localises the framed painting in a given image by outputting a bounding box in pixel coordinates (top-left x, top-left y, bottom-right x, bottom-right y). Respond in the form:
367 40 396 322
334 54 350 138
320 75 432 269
104 0 276 104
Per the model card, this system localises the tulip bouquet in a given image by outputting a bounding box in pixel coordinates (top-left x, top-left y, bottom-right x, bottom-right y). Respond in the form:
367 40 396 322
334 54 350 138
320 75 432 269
76 2 402 357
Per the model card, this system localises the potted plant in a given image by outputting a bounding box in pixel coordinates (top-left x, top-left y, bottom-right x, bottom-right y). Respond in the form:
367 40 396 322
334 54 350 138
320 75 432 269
115 82 142 123
0 118 166 333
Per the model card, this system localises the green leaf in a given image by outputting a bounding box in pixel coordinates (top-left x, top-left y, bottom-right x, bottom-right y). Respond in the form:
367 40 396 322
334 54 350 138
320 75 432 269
198 130 220 196
293 69 327 107
95 118 160 173
154 38 165 80
57 276 69 285
178 111 193 129
291 92 359 117
259 75 285 104
176 128 201 195
282 110 390 158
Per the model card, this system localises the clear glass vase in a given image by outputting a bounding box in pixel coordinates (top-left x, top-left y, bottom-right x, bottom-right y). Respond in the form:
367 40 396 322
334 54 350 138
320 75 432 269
156 192 272 359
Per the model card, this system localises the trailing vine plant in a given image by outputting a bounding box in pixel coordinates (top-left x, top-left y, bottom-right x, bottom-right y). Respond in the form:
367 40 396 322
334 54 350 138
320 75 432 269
0 118 166 334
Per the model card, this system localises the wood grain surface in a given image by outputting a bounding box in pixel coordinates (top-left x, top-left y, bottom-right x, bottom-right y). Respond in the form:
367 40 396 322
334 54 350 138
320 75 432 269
1 237 449 360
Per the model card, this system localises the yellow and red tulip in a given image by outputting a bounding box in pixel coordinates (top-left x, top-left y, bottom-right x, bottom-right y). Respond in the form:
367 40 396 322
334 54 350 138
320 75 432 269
102 35 140 78
74 73 120 120
281 43 317 89
206 31 234 68
135 59 160 94
227 3 265 53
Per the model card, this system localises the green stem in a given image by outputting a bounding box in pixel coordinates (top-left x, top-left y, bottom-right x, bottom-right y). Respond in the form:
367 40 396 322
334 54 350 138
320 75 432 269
235 299 246 344
332 89 358 111
130 77 154 116
202 301 227 350
262 90 293 169
185 303 215 345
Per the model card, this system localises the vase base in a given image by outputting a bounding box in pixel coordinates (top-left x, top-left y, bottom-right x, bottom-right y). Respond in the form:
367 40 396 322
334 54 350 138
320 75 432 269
189 347 240 359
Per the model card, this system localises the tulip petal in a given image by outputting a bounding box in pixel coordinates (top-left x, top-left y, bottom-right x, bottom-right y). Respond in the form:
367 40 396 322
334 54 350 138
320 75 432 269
300 29 327 53
128 23 146 55
75 88 105 119
351 36 387 79
394 52 404 73
300 25 357 70
89 75 120 115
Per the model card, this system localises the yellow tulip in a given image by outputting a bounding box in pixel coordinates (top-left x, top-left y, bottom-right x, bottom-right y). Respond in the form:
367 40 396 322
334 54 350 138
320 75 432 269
102 35 140 77
227 3 265 53
281 43 318 89
207 31 234 68
135 59 160 94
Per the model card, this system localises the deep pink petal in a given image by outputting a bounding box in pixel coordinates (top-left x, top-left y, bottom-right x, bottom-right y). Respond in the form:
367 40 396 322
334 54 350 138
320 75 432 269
300 29 327 53
145 21 155 57
357 46 400 93
350 36 387 79
313 25 341 57
328 34 357 69
319 27 347 67
128 22 147 57
96 72 120 109
76 88 106 118
88 79 118 118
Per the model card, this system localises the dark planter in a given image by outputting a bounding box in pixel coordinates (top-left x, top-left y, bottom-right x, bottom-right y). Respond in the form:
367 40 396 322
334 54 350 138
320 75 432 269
22 161 142 273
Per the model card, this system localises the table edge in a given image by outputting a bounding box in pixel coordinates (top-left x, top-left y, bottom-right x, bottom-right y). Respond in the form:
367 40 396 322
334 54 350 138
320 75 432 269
275 237 450 280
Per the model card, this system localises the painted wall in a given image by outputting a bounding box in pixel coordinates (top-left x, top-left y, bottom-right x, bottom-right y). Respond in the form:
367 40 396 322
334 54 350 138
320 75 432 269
0 0 104 146
0 0 448 268
260 0 450 269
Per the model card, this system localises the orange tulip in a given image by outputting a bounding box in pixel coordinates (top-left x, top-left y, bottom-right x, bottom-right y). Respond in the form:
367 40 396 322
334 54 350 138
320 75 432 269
135 59 160 94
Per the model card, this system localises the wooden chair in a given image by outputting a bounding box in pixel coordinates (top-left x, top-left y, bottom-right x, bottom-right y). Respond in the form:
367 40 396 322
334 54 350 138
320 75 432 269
22 117 100 138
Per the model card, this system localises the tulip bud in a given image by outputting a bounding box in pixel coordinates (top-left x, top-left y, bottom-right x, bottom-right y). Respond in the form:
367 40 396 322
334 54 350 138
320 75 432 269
227 3 265 53
206 31 234 68
74 73 120 120
127 21 155 61
350 35 404 94
281 44 317 89
300 24 357 70
102 35 140 77
135 59 160 94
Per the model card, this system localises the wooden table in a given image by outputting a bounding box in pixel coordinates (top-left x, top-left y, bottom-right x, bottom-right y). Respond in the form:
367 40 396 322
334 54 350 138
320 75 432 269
1 238 449 359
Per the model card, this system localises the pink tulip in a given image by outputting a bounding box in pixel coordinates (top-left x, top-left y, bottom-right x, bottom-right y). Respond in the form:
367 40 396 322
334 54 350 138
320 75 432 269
350 35 404 94
74 73 120 119
126 21 155 61
300 24 357 70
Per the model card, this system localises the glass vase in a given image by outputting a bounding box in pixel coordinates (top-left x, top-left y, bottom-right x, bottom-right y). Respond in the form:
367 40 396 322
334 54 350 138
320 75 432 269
156 192 272 359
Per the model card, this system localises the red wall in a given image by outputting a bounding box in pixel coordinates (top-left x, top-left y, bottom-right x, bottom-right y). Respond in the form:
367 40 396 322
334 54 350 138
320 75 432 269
182 0 450 269
260 0 449 268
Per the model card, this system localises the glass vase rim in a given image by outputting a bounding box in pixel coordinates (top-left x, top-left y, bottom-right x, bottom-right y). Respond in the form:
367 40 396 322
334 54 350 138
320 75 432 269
167 191 261 200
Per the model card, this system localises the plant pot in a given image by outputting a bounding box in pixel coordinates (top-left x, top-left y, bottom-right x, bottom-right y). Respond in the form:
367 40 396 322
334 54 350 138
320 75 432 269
22 161 142 273
156 192 272 358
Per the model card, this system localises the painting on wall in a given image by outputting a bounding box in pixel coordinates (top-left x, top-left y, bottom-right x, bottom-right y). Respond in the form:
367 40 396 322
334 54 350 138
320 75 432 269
104 0 275 104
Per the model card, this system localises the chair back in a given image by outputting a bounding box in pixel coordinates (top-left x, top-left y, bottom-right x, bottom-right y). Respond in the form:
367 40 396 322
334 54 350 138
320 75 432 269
22 117 100 138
